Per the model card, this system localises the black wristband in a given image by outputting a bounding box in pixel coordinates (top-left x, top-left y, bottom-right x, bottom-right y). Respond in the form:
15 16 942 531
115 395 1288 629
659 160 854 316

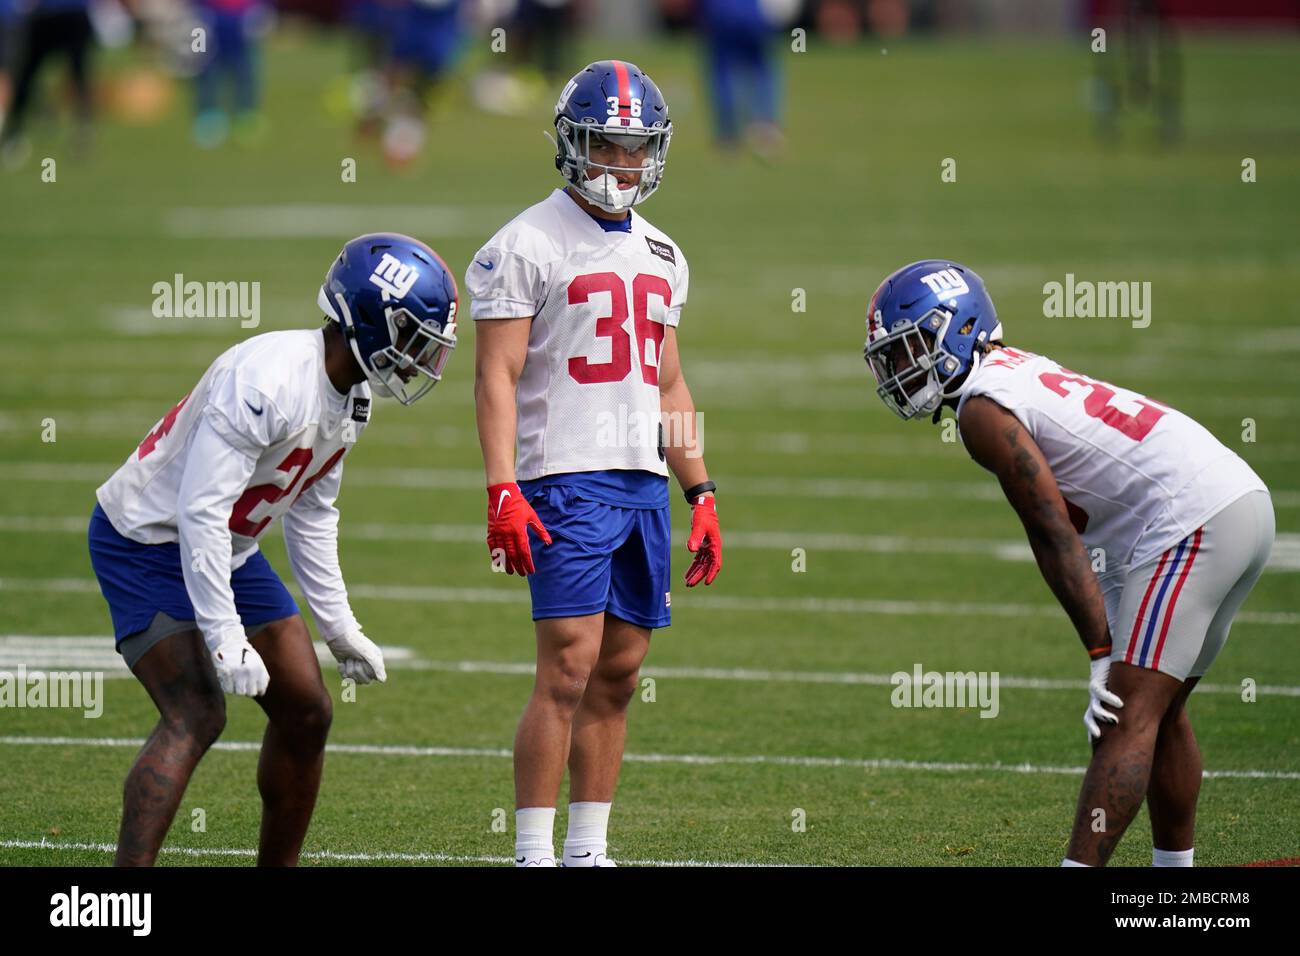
683 481 716 504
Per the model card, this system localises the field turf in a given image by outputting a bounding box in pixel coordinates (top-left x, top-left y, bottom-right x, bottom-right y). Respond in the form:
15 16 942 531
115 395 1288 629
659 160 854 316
0 29 1296 866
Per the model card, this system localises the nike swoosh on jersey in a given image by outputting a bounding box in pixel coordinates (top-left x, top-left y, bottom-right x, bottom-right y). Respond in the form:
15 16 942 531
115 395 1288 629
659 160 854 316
476 260 495 270
244 399 264 416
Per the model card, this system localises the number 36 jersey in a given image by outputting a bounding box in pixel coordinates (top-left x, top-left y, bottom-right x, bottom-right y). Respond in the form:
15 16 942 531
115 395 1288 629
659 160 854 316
465 188 689 481
957 347 1266 572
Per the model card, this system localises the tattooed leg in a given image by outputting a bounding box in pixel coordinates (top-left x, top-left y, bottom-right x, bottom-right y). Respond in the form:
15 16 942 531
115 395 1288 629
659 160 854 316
116 629 226 867
1147 677 1202 852
1066 662 1185 866
249 615 333 867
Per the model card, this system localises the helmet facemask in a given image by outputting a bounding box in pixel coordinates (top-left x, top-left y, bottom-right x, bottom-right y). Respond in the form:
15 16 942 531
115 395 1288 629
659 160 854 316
864 307 966 421
364 303 457 406
320 287 457 407
555 118 671 213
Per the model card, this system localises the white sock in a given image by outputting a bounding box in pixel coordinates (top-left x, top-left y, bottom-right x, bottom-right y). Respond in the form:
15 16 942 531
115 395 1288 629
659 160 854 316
1061 858 1090 867
562 801 612 866
1153 847 1194 867
515 807 556 866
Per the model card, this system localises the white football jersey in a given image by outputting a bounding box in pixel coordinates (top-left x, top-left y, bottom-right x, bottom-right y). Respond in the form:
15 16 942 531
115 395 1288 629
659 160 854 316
97 329 371 565
465 188 689 480
957 347 1266 571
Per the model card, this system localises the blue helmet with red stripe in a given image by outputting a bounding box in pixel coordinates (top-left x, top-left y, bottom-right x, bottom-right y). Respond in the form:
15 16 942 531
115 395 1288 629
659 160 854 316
553 59 672 213
317 233 459 406
863 260 1003 420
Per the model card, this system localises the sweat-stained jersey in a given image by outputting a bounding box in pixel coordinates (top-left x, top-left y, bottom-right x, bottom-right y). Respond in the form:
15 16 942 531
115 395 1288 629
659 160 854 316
95 329 370 643
465 188 689 481
957 346 1267 572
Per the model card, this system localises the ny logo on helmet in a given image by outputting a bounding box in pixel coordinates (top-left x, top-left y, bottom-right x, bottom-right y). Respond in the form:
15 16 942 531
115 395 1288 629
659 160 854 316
369 253 419 301
919 268 969 301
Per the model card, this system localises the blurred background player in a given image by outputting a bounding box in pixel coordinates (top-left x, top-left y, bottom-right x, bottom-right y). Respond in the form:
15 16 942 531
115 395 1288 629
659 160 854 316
0 0 97 165
192 0 271 148
863 260 1274 867
383 0 463 165
469 60 723 867
469 0 575 118
696 0 790 156
87 233 458 866
1090 0 1182 145
0 0 14 130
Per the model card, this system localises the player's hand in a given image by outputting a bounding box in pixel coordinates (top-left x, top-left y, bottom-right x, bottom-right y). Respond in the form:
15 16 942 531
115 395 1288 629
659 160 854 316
326 628 387 684
210 631 270 697
1084 655 1124 739
487 482 552 576
685 494 722 587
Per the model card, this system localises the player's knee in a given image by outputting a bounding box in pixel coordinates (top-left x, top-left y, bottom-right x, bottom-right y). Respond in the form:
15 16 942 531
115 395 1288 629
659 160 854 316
171 695 227 751
288 689 333 747
590 663 640 711
537 659 593 714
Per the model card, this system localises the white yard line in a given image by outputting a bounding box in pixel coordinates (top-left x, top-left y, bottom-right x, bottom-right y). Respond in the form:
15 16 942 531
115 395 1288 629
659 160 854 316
3 461 1298 507
0 838 768 867
1 735 1296 781
3 576 1298 626
5 636 1300 697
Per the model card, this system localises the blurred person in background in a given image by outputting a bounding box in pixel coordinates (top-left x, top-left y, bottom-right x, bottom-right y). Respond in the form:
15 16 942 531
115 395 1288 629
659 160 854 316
343 0 401 138
471 0 575 118
696 0 791 156
382 0 462 166
0 0 14 129
0 0 97 165
1091 0 1181 145
192 0 271 148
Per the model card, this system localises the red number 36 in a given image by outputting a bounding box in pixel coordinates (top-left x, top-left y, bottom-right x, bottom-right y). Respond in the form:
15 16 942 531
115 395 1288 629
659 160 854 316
567 272 671 386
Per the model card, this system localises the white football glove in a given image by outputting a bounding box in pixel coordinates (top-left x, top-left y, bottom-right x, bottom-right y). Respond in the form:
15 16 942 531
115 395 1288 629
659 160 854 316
210 631 270 697
326 628 387 685
1084 655 1124 739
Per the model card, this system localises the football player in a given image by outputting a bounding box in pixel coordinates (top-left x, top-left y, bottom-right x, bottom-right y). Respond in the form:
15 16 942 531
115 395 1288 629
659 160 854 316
863 260 1273 868
468 60 722 867
88 233 458 866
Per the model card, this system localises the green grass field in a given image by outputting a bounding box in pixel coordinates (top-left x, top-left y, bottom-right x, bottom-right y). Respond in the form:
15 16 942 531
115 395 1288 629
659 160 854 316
0 29 1297 866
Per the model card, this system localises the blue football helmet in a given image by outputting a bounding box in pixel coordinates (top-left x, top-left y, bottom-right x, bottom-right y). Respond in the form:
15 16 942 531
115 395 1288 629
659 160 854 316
553 59 672 213
863 260 1003 420
317 233 458 406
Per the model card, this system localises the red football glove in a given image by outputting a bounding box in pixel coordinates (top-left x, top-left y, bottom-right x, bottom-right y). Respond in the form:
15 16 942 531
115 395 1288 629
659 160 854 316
486 482 551 576
684 494 722 587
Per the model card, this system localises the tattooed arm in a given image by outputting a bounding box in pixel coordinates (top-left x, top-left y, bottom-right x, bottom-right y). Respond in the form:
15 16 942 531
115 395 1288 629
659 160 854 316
959 396 1111 656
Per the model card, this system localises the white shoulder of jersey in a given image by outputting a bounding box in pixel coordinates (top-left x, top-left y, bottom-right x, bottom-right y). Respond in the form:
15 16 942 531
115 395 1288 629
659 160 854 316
205 329 328 456
956 347 1044 417
465 191 572 320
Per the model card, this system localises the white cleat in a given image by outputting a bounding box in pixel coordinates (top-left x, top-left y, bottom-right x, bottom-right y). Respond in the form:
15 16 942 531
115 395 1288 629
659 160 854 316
516 853 557 867
562 851 617 867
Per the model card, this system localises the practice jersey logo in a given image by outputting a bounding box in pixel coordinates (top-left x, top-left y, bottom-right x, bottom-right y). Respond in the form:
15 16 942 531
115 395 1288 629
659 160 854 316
369 253 419 301
919 268 969 302
645 237 676 264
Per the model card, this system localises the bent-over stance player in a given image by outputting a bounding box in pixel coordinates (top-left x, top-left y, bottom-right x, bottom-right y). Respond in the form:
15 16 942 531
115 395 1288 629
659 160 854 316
863 259 1273 867
89 233 458 865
